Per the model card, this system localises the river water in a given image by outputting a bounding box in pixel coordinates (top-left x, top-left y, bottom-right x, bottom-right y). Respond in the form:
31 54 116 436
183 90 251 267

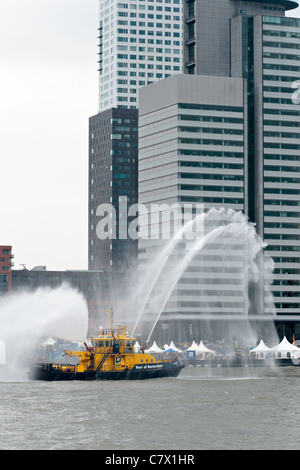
0 365 299 450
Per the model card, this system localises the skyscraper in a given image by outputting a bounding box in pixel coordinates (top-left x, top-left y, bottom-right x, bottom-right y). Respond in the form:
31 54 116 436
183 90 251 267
89 0 184 274
98 0 183 112
138 0 300 341
89 108 138 272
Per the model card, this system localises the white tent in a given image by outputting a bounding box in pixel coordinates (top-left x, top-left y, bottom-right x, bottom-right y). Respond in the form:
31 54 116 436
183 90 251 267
196 341 214 357
134 341 141 353
163 341 183 353
271 336 300 359
146 341 164 353
169 341 182 353
186 341 198 352
249 340 271 358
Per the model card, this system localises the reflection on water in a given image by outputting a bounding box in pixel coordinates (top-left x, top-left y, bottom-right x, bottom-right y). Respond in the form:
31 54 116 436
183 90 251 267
0 366 300 450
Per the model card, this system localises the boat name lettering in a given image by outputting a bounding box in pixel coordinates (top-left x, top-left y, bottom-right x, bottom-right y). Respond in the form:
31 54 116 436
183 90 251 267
135 363 164 370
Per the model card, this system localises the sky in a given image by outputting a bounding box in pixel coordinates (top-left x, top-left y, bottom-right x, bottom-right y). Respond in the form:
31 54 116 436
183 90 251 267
0 0 99 271
0 1 299 272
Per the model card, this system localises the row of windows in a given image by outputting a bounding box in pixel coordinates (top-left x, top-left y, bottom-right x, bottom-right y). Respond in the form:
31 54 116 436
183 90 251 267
179 173 243 181
179 184 243 193
117 28 181 37
179 196 244 205
178 103 243 113
117 20 181 27
264 74 300 83
178 115 243 124
178 126 243 135
263 16 300 27
265 204 300 215
264 176 300 184
263 41 300 50
264 130 300 139
263 29 300 39
178 151 243 159
264 120 300 128
265 187 300 195
263 51 300 61
178 138 243 147
267 246 300 252
117 45 181 55
117 2 180 10
264 141 300 150
263 63 300 73
265 165 300 173
179 160 243 169
117 62 180 70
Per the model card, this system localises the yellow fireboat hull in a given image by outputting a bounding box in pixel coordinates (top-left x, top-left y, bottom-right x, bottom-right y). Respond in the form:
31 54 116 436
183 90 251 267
29 358 184 381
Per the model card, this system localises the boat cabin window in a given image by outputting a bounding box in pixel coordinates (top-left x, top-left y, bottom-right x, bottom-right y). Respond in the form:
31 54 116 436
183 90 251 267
92 340 105 347
126 340 135 347
91 340 114 347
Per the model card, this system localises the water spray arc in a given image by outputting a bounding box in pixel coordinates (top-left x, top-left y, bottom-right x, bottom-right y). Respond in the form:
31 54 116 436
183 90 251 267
134 208 276 345
131 213 205 336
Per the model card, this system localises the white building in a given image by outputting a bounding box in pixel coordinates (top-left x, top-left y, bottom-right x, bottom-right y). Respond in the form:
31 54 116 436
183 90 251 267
98 0 183 111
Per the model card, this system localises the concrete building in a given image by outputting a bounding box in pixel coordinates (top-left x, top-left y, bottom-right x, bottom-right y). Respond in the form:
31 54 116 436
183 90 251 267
98 0 183 112
138 0 300 342
138 74 250 342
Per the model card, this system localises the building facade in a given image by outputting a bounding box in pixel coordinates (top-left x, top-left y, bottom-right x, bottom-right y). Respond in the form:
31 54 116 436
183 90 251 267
138 0 300 342
98 0 183 112
90 0 186 276
0 246 13 295
89 108 138 273
138 75 251 342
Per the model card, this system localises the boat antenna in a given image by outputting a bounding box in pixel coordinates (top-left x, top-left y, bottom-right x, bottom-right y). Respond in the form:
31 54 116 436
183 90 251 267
109 307 113 332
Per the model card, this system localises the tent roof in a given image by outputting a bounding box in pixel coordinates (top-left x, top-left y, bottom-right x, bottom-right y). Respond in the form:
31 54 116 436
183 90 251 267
250 339 271 352
163 347 178 353
186 341 198 351
146 341 164 353
163 341 183 353
169 341 182 352
196 341 214 353
271 336 300 352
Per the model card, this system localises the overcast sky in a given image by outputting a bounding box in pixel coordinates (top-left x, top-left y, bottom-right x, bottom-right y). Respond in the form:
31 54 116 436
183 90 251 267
0 0 99 271
0 1 299 272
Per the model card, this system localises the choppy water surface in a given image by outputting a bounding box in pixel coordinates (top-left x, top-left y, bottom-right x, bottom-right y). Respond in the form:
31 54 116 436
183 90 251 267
0 366 300 450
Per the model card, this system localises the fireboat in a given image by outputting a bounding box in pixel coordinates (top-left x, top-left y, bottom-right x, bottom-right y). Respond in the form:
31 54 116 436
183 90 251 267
29 311 184 381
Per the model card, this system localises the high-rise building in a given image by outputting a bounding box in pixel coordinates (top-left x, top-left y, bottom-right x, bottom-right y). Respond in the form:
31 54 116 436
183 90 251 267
98 0 183 112
138 0 300 342
89 0 185 274
138 74 251 342
89 108 138 273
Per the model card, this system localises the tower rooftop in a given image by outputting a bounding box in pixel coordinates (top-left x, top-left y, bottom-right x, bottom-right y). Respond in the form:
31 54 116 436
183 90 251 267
241 0 299 11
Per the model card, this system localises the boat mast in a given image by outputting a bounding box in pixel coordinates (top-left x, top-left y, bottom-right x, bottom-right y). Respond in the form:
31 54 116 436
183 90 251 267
110 307 113 333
